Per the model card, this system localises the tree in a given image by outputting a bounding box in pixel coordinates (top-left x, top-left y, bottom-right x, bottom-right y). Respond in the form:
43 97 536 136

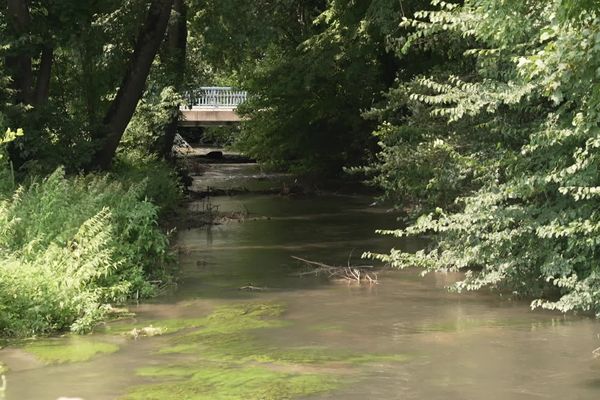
206 0 411 175
0 0 183 171
157 0 188 158
4 0 58 107
367 0 600 316
91 0 174 170
5 0 33 104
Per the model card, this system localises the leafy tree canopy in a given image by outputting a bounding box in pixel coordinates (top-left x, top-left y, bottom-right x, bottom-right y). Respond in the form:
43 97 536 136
366 0 600 316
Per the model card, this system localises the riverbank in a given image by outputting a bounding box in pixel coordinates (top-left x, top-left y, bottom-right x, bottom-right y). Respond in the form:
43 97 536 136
0 152 182 337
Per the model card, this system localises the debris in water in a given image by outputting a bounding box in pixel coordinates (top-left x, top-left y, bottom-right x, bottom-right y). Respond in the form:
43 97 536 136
291 256 379 284
239 284 268 292
127 325 166 339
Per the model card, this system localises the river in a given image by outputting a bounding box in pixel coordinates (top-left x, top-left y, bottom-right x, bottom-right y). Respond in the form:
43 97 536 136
1 157 600 400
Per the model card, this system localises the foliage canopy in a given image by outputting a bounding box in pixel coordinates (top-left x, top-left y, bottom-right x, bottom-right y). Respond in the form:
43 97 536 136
366 0 600 316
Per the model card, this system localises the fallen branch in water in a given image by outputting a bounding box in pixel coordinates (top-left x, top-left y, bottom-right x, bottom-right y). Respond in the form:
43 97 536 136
239 284 268 292
291 256 379 284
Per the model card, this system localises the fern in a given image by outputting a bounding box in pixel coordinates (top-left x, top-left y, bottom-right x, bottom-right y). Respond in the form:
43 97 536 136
0 156 180 336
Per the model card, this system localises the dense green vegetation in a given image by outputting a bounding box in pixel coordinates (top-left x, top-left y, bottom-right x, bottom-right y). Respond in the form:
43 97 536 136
198 0 420 175
2 0 600 337
0 1 186 336
364 0 600 316
0 130 180 336
4 3 600 400
205 0 600 315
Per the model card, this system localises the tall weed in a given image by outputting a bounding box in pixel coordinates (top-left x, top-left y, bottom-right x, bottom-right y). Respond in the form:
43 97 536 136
0 157 181 336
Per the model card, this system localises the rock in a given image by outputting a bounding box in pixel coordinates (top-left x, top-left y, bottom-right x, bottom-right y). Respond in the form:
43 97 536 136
205 151 224 159
127 325 165 339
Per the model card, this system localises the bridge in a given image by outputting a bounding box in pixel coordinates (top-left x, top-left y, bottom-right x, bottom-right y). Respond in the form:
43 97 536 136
179 87 247 127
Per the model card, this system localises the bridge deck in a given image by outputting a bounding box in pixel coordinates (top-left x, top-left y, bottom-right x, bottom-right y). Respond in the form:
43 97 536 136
179 87 246 127
179 107 241 127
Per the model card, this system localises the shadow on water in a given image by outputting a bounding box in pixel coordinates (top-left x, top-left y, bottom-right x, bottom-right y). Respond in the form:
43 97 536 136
170 192 419 301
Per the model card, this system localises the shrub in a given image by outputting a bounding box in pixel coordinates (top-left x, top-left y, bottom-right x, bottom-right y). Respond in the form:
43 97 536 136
112 150 184 215
0 131 182 336
367 1 600 316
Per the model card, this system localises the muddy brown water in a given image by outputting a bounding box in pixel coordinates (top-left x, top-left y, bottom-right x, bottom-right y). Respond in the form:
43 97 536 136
1 161 600 400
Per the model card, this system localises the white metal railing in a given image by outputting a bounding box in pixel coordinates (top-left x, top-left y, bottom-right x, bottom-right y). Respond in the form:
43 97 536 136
186 87 247 109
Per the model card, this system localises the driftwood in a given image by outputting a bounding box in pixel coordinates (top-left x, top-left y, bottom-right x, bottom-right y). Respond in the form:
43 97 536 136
239 284 268 292
291 256 379 284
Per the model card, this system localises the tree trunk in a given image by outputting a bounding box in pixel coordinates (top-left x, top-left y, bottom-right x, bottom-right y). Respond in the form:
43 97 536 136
6 0 33 104
33 44 53 105
91 0 174 170
158 0 188 158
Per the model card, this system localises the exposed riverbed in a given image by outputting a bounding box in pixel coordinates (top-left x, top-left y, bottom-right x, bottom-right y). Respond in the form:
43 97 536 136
1 155 600 400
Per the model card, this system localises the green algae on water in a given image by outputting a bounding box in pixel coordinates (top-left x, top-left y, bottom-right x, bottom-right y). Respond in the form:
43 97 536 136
198 303 288 334
24 337 119 364
123 303 411 399
161 333 412 366
107 303 286 340
158 303 411 366
102 317 208 337
160 303 287 344
157 303 290 358
122 365 341 400
345 353 412 365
